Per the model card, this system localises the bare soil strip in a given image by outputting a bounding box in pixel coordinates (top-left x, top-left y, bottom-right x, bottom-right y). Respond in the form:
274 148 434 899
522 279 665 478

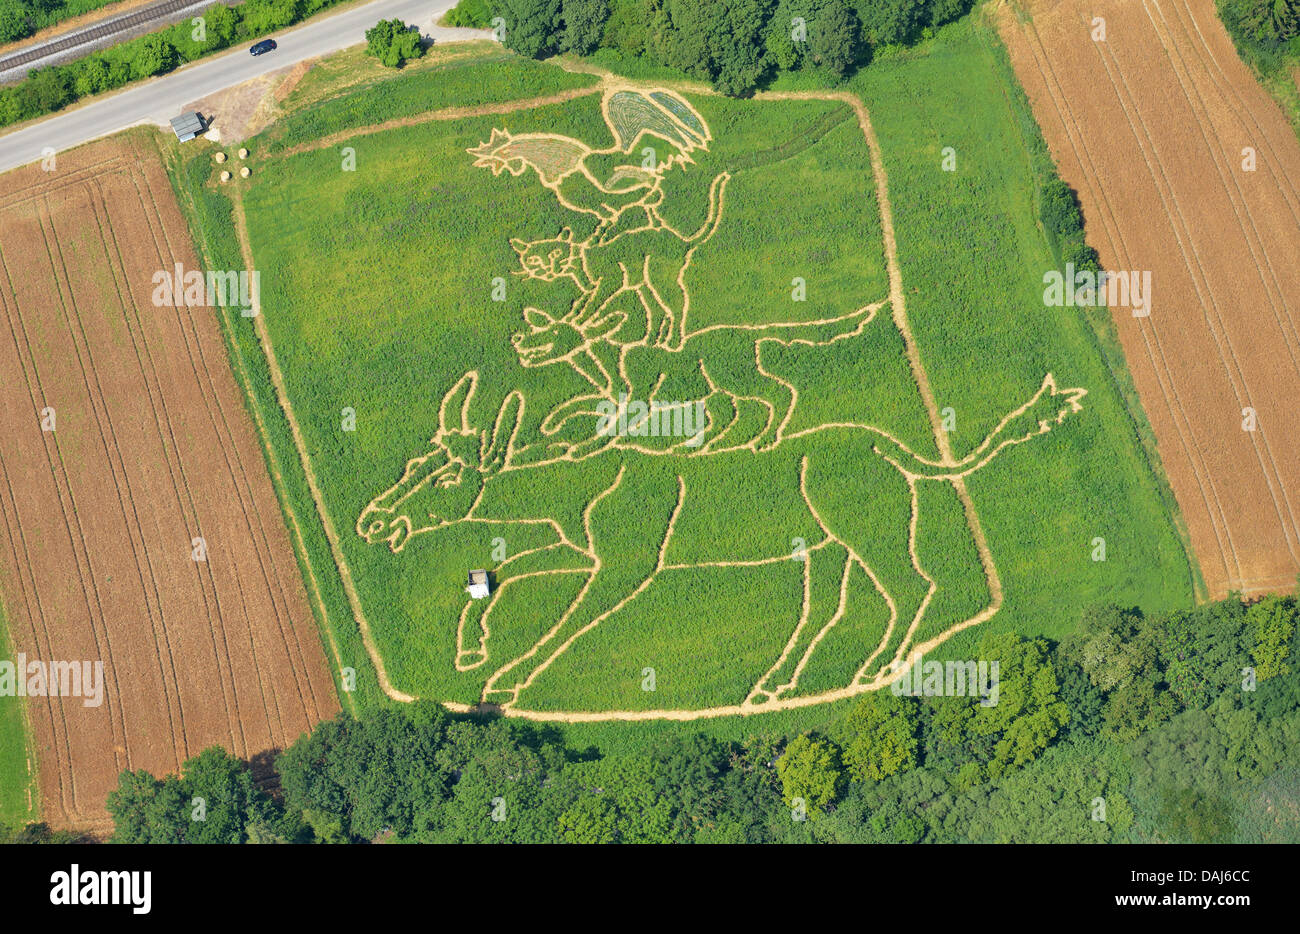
1000 0 1300 598
0 134 339 830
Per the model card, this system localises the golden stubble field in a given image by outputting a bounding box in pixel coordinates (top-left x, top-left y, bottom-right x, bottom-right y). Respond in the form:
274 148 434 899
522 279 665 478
0 134 339 830
1001 0 1300 597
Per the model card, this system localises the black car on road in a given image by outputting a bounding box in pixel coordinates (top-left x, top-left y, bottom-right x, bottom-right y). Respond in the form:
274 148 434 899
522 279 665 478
249 39 277 56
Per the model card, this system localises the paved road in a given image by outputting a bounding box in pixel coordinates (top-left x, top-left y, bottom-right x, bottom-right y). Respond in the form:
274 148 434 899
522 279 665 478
0 0 217 81
0 0 488 175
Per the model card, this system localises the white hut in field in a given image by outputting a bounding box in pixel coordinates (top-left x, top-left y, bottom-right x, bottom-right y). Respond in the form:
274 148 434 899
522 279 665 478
466 570 490 600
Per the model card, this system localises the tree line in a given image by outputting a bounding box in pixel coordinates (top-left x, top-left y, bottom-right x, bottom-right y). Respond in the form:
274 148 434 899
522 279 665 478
447 0 977 96
0 0 121 44
2 591 1284 844
783 593 1300 842
1218 0 1299 53
1215 0 1300 115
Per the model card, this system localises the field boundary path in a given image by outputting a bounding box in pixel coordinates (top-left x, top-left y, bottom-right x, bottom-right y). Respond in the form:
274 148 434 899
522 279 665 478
243 71 1050 723
231 195 414 704
199 203 357 717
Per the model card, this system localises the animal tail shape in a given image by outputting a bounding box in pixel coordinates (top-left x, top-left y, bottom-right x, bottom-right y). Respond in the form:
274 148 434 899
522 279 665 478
869 375 1086 480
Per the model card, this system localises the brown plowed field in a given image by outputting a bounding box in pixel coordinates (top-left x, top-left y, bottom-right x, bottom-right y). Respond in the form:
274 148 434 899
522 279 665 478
0 133 339 831
1000 0 1300 598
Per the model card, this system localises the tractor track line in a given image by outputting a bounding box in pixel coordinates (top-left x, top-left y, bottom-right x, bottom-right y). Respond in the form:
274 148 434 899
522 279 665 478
1087 12 1300 570
0 201 128 820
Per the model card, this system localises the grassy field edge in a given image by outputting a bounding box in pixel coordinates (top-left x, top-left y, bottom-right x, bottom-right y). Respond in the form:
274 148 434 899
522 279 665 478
0 596 39 827
977 10 1205 602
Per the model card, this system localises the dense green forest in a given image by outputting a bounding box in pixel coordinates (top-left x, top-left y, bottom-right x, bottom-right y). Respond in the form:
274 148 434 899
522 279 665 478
448 0 978 95
1217 0 1299 56
1216 0 1300 135
6 593 1283 844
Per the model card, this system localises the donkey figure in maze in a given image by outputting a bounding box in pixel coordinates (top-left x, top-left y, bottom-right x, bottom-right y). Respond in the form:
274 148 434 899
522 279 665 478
357 370 1086 708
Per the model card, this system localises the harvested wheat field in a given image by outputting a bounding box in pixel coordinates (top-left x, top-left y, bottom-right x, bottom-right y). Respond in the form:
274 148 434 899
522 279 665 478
1000 0 1300 598
0 133 339 831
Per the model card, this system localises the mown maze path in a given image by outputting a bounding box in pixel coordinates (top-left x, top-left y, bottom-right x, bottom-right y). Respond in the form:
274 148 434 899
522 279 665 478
241 73 1093 723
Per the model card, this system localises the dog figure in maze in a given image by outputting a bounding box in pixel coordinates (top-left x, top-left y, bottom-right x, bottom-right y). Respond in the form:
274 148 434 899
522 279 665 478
495 127 883 452
513 297 885 455
356 86 1088 712
357 370 1085 709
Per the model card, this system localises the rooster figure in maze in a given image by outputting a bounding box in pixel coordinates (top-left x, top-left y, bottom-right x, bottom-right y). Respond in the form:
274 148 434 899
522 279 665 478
468 86 714 247
470 88 732 360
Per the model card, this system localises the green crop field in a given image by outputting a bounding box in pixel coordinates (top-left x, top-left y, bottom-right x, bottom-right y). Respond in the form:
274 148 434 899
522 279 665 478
182 25 1195 732
0 600 37 827
259 49 603 154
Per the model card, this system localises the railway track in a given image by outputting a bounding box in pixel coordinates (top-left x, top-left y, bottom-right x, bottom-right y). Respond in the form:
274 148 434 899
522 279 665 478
0 0 214 78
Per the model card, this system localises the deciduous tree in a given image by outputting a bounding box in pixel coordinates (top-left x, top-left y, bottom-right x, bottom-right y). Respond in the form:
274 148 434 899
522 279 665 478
776 732 845 811
365 18 426 68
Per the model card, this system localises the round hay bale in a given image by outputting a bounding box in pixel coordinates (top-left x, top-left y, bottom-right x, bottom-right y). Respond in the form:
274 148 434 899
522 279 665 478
238 147 249 159
214 151 227 164
219 170 232 182
239 166 251 178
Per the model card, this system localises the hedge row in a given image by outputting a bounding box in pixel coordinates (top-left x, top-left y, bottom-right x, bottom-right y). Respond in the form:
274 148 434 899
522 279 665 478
451 0 977 96
1216 0 1299 72
0 0 122 45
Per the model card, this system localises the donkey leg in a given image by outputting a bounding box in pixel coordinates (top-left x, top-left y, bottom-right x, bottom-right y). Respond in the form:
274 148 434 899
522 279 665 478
481 467 682 706
647 253 689 350
802 450 934 686
731 366 793 451
456 543 594 670
633 283 676 349
746 541 848 704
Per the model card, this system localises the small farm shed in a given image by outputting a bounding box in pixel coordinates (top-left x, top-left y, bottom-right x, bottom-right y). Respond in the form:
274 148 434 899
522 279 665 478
466 570 490 600
169 112 205 142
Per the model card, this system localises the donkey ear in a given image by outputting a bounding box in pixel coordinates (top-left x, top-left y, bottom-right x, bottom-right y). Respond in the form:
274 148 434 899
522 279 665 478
483 391 524 472
438 371 477 436
523 306 554 331
510 238 529 256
